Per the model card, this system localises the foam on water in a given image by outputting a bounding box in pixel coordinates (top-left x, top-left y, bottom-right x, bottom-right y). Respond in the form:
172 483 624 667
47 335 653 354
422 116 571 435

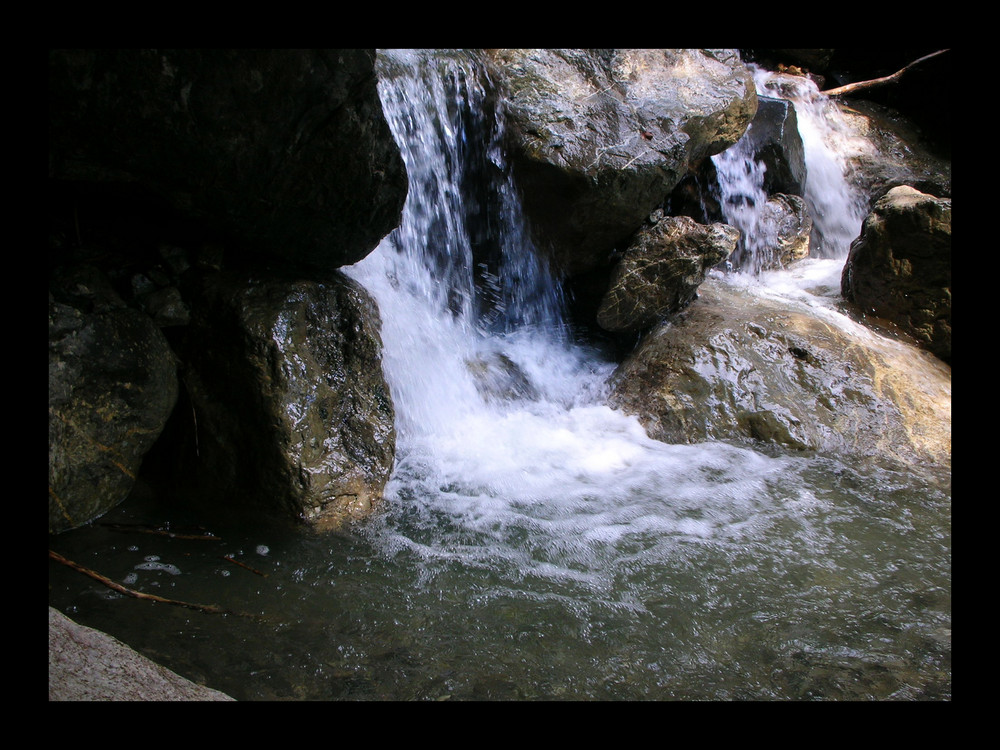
347 51 813 589
750 65 870 259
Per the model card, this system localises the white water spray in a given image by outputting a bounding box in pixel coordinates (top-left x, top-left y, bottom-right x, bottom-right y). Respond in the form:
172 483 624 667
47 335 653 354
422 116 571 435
346 50 811 588
712 65 870 277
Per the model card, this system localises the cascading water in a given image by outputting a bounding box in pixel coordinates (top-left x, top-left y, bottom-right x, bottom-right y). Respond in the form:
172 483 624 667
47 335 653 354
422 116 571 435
348 50 821 593
712 65 870 277
47 50 950 701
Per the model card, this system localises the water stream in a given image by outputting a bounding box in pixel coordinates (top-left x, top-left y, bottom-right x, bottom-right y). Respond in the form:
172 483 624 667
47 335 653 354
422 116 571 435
48 50 950 701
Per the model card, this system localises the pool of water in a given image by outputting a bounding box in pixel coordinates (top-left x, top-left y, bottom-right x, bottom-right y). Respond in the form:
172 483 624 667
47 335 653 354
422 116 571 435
48 441 950 701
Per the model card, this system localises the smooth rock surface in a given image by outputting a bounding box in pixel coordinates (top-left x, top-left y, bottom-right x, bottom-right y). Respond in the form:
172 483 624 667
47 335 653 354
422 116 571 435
49 607 234 701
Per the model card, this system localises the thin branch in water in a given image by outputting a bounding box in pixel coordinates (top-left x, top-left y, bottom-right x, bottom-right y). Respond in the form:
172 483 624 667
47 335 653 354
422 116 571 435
49 549 232 615
101 523 222 541
222 555 268 577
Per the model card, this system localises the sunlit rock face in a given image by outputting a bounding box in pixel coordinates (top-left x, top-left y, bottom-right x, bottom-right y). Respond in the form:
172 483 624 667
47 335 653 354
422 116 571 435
608 276 951 468
597 216 738 335
842 186 951 364
174 269 396 529
490 49 757 277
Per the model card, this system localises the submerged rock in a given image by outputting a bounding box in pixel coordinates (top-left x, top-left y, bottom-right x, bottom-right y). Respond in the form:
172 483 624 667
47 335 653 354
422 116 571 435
466 351 540 404
842 186 951 363
756 193 813 269
608 276 951 468
174 269 395 529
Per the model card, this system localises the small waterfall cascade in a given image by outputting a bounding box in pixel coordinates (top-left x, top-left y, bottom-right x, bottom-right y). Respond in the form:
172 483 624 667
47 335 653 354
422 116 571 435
347 50 809 582
47 50 950 702
348 50 577 442
711 129 777 273
712 65 870 275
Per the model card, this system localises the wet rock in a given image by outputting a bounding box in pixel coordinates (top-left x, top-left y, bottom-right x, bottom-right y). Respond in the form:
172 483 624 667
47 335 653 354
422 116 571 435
174 269 395 529
490 49 757 277
756 193 813 270
608 276 951 467
740 96 808 197
841 186 951 363
143 286 190 327
48 268 179 534
596 216 738 334
838 100 951 203
466 351 540 403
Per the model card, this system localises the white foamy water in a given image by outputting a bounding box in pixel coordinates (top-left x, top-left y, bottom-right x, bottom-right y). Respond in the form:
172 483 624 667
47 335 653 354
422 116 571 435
346 50 820 587
50 51 950 702
751 66 870 259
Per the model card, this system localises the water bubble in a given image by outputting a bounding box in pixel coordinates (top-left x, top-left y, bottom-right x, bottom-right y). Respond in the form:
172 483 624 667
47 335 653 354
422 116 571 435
135 560 182 575
256 545 270 556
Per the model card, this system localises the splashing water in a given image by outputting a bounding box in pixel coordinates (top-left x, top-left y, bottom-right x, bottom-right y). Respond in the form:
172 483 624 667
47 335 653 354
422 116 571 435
347 50 820 582
713 65 870 276
49 51 949 702
340 52 948 702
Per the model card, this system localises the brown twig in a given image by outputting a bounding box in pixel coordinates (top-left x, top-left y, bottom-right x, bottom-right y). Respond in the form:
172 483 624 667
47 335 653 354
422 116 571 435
101 523 222 541
222 555 268 577
822 50 949 97
49 549 231 615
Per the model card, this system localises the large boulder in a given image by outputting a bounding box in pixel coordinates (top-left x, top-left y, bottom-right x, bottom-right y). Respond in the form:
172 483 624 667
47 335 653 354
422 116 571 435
841 186 951 363
173 269 395 529
48 49 407 270
490 49 757 276
597 216 738 334
608 276 951 468
49 266 178 534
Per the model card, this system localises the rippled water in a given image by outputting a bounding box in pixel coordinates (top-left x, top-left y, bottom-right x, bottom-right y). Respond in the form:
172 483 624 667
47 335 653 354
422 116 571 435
47 446 951 700
48 50 950 701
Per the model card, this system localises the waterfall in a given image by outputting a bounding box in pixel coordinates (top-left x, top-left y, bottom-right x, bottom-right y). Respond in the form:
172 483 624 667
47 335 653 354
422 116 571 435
49 50 950 702
346 50 813 586
712 65 870 275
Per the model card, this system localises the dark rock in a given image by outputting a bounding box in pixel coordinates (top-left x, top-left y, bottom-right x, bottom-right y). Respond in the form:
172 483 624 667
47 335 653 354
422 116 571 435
49 269 179 534
841 186 951 363
172 269 395 529
839 100 952 204
49 49 407 270
742 96 807 197
597 216 738 334
144 286 190 327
